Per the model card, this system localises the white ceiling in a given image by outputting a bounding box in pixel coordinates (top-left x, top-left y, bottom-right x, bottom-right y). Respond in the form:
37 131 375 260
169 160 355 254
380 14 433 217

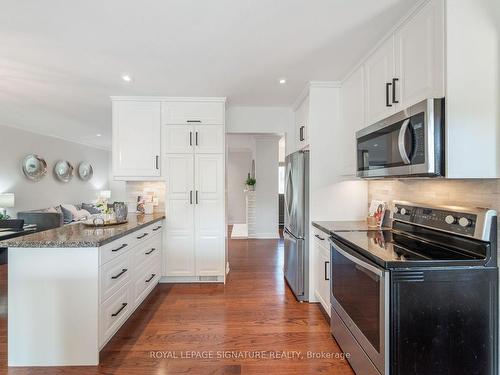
0 0 418 149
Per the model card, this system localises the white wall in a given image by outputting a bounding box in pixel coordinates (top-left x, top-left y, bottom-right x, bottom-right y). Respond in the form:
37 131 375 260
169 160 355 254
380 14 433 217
254 136 280 238
0 124 110 216
226 106 294 155
227 151 252 224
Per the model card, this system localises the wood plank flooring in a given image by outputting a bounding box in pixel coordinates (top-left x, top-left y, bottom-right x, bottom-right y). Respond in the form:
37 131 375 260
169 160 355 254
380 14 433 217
0 232 353 374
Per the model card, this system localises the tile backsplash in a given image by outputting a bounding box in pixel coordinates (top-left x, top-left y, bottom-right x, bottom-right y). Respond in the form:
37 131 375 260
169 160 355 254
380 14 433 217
124 181 166 212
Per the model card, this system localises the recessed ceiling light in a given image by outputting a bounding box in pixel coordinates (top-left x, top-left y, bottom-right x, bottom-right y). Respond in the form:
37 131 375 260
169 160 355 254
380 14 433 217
96 134 102 137
279 78 286 84
121 74 132 82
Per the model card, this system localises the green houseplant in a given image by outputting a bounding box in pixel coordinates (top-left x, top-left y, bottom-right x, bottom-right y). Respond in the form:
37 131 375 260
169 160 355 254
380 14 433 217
245 175 256 191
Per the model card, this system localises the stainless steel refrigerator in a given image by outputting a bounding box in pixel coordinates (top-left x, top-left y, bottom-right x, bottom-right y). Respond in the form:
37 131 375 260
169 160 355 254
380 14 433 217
284 150 309 301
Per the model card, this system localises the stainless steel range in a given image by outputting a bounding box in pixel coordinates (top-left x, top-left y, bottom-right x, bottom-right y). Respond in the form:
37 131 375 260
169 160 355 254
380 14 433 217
329 201 498 375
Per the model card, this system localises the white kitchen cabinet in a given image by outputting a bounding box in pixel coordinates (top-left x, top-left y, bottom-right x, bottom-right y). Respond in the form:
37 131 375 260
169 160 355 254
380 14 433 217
194 154 225 276
295 96 309 150
162 101 224 125
164 154 195 276
313 229 330 315
394 0 445 109
194 125 224 154
340 66 365 176
364 36 396 126
163 125 194 154
112 101 161 178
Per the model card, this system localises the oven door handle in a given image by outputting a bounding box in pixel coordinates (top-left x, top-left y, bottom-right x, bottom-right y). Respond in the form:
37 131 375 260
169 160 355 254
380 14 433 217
398 118 411 165
332 243 384 277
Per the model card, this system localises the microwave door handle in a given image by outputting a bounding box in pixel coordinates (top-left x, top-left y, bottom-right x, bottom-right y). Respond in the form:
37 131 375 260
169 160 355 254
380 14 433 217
398 119 411 165
333 243 384 277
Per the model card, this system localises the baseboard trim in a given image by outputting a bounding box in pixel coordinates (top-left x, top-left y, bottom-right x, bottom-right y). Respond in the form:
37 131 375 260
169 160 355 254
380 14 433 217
160 275 224 283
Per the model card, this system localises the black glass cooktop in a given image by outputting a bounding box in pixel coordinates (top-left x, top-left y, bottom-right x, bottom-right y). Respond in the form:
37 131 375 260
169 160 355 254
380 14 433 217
331 230 489 269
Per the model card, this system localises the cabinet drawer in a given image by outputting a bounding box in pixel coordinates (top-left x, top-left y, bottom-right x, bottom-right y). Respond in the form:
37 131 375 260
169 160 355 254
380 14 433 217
312 228 329 250
100 234 137 266
100 282 132 347
100 250 132 303
132 258 161 307
162 101 224 125
134 232 162 269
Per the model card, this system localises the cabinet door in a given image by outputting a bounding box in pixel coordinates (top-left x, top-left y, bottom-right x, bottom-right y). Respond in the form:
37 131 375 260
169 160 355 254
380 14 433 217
112 101 161 177
164 155 195 276
194 125 224 154
295 96 309 150
163 125 194 154
194 154 225 276
395 0 445 109
364 37 396 125
162 101 224 125
340 66 365 176
318 246 331 314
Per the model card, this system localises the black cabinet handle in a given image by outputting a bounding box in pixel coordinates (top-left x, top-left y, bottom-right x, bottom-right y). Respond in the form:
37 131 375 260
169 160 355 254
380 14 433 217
190 190 193 204
195 190 199 204
195 131 198 146
386 82 393 107
392 78 399 104
111 302 128 317
111 244 128 252
152 226 162 231
145 248 156 255
324 261 330 281
187 120 201 123
111 268 128 279
137 233 148 239
299 126 305 141
145 274 156 283
189 131 193 146
155 155 159 169
315 234 325 241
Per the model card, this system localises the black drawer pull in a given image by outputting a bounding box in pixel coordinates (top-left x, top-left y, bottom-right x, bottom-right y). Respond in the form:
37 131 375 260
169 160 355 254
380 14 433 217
111 268 128 279
152 226 162 231
324 261 330 281
145 274 156 283
111 244 128 252
111 302 127 317
392 78 399 104
386 82 393 107
137 233 148 239
187 120 201 123
145 248 156 255
315 234 325 241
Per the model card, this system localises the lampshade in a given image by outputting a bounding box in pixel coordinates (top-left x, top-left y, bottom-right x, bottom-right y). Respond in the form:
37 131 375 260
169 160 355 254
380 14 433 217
0 193 15 208
99 190 111 199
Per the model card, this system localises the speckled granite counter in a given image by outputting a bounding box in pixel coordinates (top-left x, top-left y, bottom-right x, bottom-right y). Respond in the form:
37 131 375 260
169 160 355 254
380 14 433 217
312 220 390 236
0 212 165 248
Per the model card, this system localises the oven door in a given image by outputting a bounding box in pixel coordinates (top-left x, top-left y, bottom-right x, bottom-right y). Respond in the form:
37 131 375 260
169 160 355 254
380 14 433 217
330 239 389 375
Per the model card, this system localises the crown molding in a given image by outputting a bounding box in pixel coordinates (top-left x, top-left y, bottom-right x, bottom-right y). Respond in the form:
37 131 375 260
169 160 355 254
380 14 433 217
110 96 227 103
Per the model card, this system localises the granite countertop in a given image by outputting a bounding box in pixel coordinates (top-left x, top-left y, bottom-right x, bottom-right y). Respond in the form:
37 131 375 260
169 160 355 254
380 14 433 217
312 220 390 236
0 212 165 248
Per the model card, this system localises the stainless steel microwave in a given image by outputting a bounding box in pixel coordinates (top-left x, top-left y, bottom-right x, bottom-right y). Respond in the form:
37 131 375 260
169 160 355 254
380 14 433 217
356 98 445 178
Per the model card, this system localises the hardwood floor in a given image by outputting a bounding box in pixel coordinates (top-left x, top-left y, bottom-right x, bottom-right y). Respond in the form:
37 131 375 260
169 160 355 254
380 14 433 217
0 233 353 374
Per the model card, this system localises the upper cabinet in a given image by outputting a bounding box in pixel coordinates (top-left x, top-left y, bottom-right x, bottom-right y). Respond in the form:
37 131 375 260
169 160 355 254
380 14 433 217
363 0 445 126
294 95 310 151
394 0 445 109
161 101 224 125
364 37 396 125
112 101 161 178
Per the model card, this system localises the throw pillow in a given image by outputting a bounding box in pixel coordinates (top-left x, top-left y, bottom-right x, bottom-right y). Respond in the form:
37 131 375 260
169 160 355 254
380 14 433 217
81 203 101 215
60 205 74 224
74 209 91 221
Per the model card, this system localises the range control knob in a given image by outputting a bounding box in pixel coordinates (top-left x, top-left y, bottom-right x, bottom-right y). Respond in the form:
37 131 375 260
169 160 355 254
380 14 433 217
458 217 472 227
400 208 406 215
445 215 457 225
394 207 400 214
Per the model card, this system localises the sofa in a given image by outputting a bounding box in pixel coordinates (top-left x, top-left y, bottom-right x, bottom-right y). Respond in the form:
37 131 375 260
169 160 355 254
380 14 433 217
17 203 102 232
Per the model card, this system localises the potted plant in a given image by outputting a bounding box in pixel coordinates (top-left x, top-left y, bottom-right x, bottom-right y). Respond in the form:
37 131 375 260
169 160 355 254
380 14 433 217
245 175 256 191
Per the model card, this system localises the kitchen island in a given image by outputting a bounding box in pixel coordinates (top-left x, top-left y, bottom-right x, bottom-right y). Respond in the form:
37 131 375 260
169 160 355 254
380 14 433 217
0 213 165 367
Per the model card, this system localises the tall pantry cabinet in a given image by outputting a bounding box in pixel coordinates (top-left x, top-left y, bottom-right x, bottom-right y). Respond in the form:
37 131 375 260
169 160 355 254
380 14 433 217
112 97 227 283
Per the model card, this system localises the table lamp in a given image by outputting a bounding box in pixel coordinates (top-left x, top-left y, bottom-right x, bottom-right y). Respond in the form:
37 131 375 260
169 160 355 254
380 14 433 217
99 190 111 200
0 193 15 219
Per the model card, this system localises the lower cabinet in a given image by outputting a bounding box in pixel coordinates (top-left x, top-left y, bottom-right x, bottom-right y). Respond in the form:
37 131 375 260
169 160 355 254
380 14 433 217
313 228 331 315
99 223 163 349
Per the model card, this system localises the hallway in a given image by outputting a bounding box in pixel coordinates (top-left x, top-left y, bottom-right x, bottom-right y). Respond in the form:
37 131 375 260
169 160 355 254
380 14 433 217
0 235 353 375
